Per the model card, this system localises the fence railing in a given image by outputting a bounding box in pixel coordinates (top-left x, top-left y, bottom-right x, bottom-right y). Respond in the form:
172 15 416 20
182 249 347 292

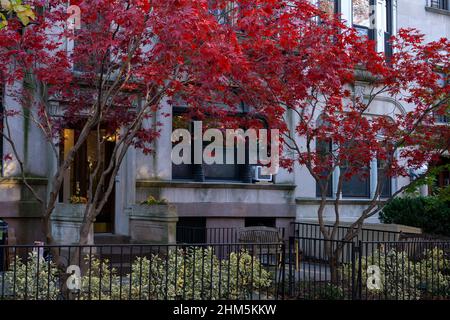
288 237 450 300
1 238 450 300
176 226 286 244
0 243 285 301
292 222 402 243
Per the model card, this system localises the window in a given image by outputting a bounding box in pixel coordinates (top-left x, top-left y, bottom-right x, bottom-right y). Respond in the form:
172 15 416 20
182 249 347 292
171 108 246 182
352 0 375 40
377 160 392 198
172 112 194 180
341 165 371 198
429 0 449 10
208 0 237 25
176 217 207 244
315 139 333 198
383 0 393 58
319 0 340 16
72 14 110 73
245 217 276 228
436 114 449 124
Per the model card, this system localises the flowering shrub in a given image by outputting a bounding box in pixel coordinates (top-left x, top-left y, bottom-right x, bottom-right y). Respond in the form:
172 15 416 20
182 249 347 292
140 196 169 205
69 195 88 204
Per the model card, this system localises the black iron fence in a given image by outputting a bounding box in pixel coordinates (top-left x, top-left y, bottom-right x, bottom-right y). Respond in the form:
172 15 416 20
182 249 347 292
176 226 286 244
288 237 450 300
1 237 450 300
0 243 285 300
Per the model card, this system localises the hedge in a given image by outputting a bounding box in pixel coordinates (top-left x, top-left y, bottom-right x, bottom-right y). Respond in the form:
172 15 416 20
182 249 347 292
379 196 450 237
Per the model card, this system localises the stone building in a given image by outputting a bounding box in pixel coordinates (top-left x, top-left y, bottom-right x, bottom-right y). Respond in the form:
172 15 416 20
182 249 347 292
0 0 448 244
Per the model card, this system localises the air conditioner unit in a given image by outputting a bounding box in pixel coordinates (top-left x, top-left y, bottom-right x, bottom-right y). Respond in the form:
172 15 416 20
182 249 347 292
253 166 273 183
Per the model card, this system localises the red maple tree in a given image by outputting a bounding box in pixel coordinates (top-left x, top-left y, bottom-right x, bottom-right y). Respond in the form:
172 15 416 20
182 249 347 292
0 1 448 275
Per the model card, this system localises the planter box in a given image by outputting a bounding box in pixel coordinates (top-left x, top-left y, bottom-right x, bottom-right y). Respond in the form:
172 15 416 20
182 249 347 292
129 204 178 244
51 203 94 245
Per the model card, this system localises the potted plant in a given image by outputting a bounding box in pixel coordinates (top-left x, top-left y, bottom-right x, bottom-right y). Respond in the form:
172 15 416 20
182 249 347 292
129 196 178 244
51 186 93 244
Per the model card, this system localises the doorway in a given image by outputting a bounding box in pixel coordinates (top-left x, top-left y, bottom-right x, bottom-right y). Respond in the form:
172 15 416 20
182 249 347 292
61 128 116 233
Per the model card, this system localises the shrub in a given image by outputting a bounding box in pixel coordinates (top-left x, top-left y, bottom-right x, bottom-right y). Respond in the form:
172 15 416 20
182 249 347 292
340 247 450 300
128 247 273 300
79 256 122 300
77 247 272 300
1 251 60 300
380 196 450 237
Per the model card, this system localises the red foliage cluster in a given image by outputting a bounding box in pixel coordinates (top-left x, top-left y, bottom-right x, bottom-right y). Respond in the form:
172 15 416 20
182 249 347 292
0 0 448 182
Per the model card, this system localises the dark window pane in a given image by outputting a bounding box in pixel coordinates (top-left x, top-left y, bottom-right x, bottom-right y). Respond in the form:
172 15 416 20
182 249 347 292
316 139 333 197
378 161 392 198
245 217 276 228
342 167 370 198
176 218 207 243
172 112 243 181
172 113 193 179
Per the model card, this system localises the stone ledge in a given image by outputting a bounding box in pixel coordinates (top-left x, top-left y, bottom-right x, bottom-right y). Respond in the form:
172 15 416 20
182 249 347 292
425 6 450 16
296 197 387 206
0 177 48 185
0 201 44 217
137 180 296 191
296 219 422 234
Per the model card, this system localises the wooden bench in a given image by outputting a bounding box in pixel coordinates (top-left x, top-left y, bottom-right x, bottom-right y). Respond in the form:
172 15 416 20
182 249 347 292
237 227 284 267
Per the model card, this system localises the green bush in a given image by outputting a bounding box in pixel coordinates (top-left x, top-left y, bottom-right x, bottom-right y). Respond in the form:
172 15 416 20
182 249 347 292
297 282 345 300
340 247 450 300
129 247 273 300
380 196 450 237
1 247 273 300
1 252 60 300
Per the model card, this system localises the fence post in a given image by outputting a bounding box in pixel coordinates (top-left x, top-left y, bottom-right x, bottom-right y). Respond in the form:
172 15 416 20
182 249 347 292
351 241 356 300
288 237 294 297
351 241 363 300
357 241 363 300
281 242 286 300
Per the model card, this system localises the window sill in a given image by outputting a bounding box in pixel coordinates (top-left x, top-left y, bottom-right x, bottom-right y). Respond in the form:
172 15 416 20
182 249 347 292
425 6 450 16
137 180 296 191
296 197 387 205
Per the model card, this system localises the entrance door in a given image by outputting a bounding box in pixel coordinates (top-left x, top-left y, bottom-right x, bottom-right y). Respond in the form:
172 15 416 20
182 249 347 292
94 139 115 233
61 128 116 233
